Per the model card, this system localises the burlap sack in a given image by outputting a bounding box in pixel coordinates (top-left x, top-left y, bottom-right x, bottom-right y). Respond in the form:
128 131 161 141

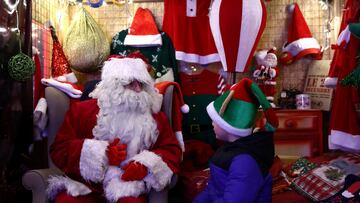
64 7 109 73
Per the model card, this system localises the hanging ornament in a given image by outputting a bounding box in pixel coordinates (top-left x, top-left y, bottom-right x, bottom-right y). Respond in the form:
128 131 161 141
209 0 267 73
50 25 71 78
87 0 104 8
7 9 35 81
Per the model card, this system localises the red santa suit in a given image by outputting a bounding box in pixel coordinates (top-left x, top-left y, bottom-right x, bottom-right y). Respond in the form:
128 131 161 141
162 0 220 64
326 0 360 152
47 56 182 203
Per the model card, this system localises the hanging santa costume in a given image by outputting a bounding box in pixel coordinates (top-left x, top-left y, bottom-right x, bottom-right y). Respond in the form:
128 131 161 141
326 0 360 152
162 0 220 64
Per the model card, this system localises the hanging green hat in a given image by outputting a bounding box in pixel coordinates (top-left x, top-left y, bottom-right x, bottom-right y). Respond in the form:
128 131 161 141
206 78 279 136
349 22 360 38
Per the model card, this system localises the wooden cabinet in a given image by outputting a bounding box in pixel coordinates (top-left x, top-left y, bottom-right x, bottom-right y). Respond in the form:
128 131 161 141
257 109 323 159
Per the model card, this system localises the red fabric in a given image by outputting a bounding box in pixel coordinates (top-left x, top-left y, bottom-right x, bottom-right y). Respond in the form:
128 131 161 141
107 138 127 166
129 8 158 35
288 3 313 42
220 0 243 72
33 54 45 107
121 161 148 181
50 99 182 191
155 81 187 132
180 70 227 96
231 78 259 103
328 0 360 148
181 140 214 172
116 195 146 203
55 191 107 203
162 0 218 57
50 26 71 78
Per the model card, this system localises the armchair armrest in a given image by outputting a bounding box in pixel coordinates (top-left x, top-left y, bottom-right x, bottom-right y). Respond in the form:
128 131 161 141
22 168 64 203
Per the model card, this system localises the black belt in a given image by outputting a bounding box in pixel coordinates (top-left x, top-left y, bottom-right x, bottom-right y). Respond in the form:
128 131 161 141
183 124 213 134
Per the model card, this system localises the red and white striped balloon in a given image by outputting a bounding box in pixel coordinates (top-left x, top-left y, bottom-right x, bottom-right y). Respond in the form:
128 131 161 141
209 0 267 73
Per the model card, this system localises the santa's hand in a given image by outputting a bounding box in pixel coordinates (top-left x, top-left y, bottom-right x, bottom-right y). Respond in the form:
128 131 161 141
106 138 127 166
121 161 148 181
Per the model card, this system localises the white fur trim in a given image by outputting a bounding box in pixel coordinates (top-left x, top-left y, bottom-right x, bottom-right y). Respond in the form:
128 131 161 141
124 34 162 47
282 38 321 57
47 176 91 200
101 58 154 86
104 166 148 202
41 78 82 98
266 96 274 101
175 131 185 152
206 102 252 137
337 25 350 46
79 139 109 183
131 150 173 191
264 81 276 85
329 130 360 152
324 77 338 89
181 104 189 113
175 51 220 65
342 190 354 198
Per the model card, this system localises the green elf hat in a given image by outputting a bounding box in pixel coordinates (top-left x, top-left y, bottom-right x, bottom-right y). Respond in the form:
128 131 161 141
206 78 279 137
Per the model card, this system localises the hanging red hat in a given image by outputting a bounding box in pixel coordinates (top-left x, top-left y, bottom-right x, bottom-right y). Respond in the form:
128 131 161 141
280 3 322 64
124 7 162 47
155 81 189 152
50 25 72 78
209 0 267 72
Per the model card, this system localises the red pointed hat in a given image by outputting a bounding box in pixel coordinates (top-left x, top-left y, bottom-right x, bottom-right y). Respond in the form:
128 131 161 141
50 25 72 78
124 7 162 47
281 3 322 64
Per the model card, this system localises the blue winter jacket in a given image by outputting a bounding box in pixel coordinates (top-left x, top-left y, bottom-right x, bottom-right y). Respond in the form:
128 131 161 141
193 131 274 203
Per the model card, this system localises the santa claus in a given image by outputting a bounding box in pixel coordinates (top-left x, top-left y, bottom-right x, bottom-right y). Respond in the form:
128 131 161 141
253 48 279 107
47 54 182 203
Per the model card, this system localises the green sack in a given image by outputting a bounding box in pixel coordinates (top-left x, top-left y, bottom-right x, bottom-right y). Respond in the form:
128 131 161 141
64 7 109 73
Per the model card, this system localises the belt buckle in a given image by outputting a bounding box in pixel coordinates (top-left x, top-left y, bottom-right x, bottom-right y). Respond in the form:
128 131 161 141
190 124 200 134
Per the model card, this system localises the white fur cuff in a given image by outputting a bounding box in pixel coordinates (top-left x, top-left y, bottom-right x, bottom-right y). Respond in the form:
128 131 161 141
104 166 148 202
131 150 173 191
79 139 109 183
47 176 91 200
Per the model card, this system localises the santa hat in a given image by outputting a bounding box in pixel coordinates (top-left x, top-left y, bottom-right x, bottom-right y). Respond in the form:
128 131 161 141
155 81 189 152
280 3 322 65
124 7 162 47
206 78 278 137
50 25 72 78
102 53 153 86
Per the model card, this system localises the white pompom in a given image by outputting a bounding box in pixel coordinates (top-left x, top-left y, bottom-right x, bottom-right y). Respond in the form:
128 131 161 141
181 104 189 113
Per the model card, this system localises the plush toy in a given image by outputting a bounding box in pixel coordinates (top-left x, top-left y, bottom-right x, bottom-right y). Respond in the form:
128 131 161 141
253 47 279 107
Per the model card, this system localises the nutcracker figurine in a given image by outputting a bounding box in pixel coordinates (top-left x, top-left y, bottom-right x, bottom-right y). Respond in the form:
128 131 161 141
253 47 278 107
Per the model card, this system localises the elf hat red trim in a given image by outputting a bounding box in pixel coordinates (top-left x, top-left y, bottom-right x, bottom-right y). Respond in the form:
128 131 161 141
124 7 162 47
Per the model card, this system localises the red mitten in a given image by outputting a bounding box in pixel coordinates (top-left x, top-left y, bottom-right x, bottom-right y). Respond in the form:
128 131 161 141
121 161 148 181
107 138 127 166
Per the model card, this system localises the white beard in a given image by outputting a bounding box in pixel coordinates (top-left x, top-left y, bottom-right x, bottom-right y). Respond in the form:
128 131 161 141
90 78 159 159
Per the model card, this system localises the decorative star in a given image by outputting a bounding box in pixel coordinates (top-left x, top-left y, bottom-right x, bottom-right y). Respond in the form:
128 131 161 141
119 50 127 56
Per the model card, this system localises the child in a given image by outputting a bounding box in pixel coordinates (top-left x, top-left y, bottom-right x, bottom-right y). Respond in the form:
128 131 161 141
193 78 279 203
